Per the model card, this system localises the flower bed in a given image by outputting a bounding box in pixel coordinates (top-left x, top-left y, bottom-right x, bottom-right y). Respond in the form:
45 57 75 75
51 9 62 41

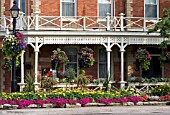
0 89 170 109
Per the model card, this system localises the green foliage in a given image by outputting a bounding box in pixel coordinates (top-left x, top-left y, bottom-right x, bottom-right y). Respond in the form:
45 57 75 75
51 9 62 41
159 55 167 67
23 72 35 92
160 40 170 49
158 40 170 67
128 77 170 83
148 8 170 67
148 8 170 38
151 84 170 96
103 72 110 91
77 74 89 88
63 68 76 83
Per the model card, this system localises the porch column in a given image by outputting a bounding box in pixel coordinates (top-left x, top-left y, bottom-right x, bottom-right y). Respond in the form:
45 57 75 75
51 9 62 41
102 37 114 81
117 37 128 89
18 51 26 92
34 37 40 90
30 36 43 91
120 48 125 89
107 50 111 80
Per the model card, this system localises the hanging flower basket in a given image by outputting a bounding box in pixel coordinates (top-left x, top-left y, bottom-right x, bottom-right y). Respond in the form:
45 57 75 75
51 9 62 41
78 47 95 68
2 32 27 69
51 48 68 70
136 48 151 71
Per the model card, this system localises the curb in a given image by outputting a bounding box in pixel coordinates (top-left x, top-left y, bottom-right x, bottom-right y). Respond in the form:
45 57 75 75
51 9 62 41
0 101 169 110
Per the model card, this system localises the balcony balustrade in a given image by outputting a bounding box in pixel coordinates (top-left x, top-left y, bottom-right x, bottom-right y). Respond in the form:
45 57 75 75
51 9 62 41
0 13 160 32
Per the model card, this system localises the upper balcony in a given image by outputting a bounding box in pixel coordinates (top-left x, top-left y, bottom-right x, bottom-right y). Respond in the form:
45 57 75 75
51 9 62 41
0 13 160 33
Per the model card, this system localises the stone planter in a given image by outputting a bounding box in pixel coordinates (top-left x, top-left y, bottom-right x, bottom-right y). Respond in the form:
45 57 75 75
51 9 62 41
66 103 81 108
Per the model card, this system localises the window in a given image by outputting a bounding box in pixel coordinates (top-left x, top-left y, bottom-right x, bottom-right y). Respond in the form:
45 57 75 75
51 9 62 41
15 0 26 15
99 48 107 78
145 0 158 18
61 0 76 16
64 47 78 77
98 0 113 17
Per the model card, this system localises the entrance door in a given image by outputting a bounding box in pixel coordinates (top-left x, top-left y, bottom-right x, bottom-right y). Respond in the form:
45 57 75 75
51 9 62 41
142 56 162 78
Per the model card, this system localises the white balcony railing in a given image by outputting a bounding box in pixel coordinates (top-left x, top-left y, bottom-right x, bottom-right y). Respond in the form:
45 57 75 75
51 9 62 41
0 13 160 32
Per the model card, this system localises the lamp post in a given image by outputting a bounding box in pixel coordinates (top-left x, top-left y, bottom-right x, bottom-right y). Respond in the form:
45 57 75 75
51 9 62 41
10 0 20 92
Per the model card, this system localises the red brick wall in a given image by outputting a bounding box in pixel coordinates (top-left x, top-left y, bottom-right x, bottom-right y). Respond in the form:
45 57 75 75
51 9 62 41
27 0 33 15
39 0 125 16
83 62 98 80
114 62 121 87
3 71 11 93
40 0 60 16
0 38 3 49
2 0 170 17
115 0 125 15
4 0 11 16
131 0 170 17
164 63 170 78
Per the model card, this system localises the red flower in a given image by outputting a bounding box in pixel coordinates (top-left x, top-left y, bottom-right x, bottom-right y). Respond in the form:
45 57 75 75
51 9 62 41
47 71 52 77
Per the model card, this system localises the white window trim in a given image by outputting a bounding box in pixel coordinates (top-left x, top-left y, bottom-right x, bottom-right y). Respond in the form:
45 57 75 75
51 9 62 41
15 0 26 14
97 0 114 22
98 47 113 81
64 46 79 77
60 0 77 22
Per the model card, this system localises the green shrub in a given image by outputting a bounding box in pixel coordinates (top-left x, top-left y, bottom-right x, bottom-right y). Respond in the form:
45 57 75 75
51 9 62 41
150 84 170 96
23 72 35 92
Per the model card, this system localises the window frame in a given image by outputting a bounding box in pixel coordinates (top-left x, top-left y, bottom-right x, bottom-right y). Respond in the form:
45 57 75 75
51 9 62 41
15 0 26 15
98 47 109 79
60 0 77 17
144 0 159 19
98 0 114 20
64 47 78 77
